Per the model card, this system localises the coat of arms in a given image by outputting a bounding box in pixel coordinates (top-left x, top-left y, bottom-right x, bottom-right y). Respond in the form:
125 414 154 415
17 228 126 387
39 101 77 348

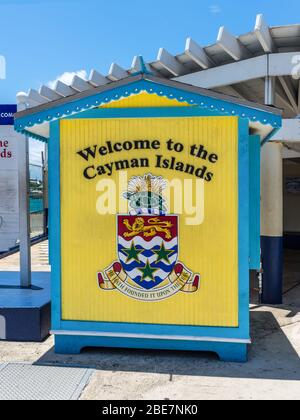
98 174 200 302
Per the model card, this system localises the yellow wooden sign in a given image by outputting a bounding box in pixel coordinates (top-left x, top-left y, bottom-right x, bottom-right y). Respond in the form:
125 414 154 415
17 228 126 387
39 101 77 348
60 111 239 327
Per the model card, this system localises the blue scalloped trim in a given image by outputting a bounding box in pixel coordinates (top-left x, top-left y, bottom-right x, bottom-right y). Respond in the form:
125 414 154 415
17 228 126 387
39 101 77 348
23 129 48 143
14 79 282 139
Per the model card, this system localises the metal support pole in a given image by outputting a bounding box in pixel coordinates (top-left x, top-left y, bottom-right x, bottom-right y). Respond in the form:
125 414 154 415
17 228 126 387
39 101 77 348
18 127 31 288
264 76 276 106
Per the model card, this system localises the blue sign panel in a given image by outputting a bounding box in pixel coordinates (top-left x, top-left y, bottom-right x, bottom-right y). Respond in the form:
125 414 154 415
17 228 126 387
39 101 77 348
0 105 17 125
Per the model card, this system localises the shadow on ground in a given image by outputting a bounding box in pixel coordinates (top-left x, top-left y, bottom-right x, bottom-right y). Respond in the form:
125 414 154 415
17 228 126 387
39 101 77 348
33 250 300 382
35 309 300 382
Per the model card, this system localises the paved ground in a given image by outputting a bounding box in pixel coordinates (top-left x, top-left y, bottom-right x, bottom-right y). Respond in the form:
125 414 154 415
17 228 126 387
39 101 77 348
0 240 50 272
0 243 299 400
0 363 92 401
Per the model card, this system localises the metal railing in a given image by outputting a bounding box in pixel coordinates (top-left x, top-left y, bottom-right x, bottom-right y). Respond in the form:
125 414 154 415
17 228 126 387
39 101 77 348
29 163 47 239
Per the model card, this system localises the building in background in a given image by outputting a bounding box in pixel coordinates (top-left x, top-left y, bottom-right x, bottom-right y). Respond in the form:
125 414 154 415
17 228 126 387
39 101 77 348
0 105 19 252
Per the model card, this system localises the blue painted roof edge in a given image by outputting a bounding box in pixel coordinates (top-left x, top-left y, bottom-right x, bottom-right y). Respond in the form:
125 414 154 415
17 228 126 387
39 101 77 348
14 77 282 142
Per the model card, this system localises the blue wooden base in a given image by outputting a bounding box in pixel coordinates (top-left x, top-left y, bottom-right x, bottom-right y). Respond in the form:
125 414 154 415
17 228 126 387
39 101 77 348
54 335 248 363
0 272 51 342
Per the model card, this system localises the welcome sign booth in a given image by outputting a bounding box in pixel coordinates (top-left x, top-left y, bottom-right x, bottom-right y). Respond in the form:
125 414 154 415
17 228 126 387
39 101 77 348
14 74 281 362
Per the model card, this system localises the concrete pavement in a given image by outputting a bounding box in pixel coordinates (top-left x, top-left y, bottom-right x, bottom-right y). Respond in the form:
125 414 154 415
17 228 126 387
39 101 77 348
0 243 299 400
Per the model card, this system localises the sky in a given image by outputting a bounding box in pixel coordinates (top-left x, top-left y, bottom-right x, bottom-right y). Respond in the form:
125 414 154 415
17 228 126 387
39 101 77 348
0 0 299 163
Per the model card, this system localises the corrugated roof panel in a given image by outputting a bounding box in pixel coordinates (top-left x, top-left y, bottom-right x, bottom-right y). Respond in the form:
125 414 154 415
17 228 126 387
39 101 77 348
239 32 264 55
235 80 265 103
175 53 201 72
204 44 235 65
271 25 300 39
149 61 172 77
271 25 300 49
275 37 300 48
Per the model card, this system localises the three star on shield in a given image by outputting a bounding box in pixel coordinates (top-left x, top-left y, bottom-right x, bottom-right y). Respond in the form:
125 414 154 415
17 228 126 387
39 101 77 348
118 215 178 290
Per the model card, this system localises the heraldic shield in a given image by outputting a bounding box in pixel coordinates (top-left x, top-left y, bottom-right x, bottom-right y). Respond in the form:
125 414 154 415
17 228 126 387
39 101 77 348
98 174 200 302
118 215 178 290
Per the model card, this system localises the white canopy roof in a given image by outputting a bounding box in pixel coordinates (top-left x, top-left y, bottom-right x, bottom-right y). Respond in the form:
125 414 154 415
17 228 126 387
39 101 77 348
17 14 298 118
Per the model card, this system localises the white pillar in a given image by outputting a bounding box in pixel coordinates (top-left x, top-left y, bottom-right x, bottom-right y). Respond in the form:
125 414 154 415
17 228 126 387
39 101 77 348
261 142 283 304
261 142 283 237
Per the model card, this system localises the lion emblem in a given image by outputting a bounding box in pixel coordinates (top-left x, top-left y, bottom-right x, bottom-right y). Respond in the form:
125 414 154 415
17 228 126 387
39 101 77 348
123 217 173 240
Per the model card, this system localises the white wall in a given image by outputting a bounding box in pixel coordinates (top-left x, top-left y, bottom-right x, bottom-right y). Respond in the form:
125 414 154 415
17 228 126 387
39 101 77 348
0 126 20 252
